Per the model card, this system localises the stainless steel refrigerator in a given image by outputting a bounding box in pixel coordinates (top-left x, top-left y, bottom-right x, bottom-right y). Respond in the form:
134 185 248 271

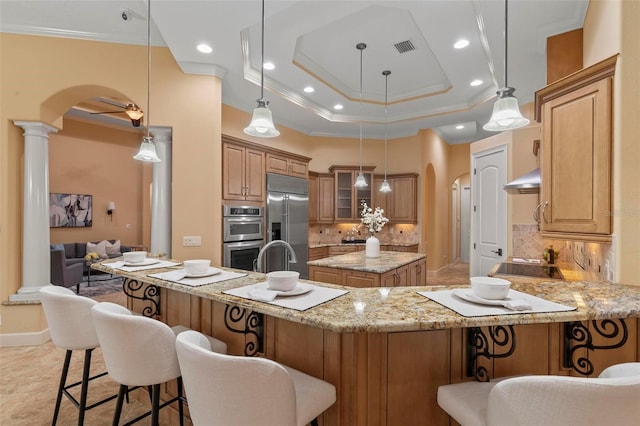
265 173 309 278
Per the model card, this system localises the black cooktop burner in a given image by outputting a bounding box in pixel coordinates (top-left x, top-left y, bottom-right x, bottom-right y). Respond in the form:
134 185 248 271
496 263 564 279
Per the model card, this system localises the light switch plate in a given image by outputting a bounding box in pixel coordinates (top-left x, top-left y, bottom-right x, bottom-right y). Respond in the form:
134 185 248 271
183 236 201 246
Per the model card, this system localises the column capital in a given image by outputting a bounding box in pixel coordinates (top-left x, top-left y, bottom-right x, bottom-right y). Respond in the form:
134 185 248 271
13 121 59 136
150 126 172 143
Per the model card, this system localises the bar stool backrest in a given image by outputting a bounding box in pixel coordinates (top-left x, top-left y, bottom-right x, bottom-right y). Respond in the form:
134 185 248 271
40 285 99 350
176 330 298 426
91 302 181 386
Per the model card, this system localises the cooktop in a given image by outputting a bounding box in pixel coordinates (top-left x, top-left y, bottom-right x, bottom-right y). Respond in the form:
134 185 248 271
496 263 564 279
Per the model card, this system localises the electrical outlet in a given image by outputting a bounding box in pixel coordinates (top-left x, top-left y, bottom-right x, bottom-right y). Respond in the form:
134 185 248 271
125 224 132 229
183 236 201 246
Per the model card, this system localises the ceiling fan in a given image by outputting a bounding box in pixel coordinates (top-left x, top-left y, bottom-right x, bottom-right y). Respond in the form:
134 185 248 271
90 98 144 127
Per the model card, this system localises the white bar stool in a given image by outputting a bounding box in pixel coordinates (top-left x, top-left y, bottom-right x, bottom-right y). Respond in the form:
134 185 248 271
39 285 118 425
437 362 640 426
90 302 227 426
175 329 336 426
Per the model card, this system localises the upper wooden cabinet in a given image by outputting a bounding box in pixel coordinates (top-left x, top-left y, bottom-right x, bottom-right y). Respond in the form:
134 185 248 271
266 152 309 178
309 172 335 224
535 55 616 241
330 165 375 222
222 135 311 203
374 173 418 223
223 140 265 202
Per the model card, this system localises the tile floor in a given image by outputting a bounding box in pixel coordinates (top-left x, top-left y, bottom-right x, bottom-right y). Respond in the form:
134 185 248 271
0 263 469 425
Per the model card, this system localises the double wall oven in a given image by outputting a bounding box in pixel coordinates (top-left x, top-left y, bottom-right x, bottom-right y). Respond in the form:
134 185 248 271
222 205 264 271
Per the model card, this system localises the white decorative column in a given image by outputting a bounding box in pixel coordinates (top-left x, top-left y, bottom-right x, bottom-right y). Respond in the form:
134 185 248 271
149 127 172 257
10 121 58 301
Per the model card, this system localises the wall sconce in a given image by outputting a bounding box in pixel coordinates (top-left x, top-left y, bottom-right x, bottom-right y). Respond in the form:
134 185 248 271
107 201 115 221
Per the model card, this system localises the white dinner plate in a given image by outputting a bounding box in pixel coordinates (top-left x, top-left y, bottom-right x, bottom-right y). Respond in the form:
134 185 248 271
184 267 222 278
259 282 313 297
124 258 160 267
451 289 510 306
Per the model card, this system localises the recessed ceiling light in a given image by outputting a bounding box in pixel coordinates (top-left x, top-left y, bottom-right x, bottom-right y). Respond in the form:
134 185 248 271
333 104 344 110
303 86 315 93
263 62 275 70
470 79 483 86
456 125 465 130
454 39 470 49
196 44 212 54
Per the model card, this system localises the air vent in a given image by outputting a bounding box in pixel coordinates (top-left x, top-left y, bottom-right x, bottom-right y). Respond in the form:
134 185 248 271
394 40 415 54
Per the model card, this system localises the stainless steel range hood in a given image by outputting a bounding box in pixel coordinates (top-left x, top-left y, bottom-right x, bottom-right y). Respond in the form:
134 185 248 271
504 168 540 194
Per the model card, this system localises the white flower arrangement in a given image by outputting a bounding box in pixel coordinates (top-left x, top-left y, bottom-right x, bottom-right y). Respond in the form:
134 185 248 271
359 202 389 233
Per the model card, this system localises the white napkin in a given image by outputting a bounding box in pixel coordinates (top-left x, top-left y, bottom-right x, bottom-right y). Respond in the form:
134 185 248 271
247 288 278 302
162 270 187 281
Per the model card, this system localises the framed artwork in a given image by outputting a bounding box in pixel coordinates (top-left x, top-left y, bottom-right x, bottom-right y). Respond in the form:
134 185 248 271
49 193 93 228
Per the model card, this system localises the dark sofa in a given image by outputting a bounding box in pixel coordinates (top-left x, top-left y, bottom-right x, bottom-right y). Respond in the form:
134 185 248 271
50 240 132 290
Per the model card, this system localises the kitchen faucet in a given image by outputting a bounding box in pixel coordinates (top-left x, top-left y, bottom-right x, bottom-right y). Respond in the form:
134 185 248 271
253 240 298 273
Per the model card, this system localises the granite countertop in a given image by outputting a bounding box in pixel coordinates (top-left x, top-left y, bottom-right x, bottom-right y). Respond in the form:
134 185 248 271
93 259 640 334
307 251 425 273
309 242 419 248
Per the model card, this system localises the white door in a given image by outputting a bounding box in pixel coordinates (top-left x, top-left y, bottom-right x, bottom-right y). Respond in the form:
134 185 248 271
471 146 507 276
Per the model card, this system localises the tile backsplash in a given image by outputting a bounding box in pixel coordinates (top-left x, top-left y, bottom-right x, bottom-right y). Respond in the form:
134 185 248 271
309 223 420 246
512 224 615 281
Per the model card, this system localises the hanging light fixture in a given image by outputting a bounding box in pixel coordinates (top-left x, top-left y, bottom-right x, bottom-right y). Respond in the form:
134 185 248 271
133 0 160 162
244 0 280 138
354 43 368 188
379 70 392 193
483 0 530 132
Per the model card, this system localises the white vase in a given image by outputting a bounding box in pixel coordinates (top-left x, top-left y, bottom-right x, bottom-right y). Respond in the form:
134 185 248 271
366 235 380 258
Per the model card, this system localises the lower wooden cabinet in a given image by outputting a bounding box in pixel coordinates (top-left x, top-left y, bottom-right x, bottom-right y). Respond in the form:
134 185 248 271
309 257 426 288
308 246 328 261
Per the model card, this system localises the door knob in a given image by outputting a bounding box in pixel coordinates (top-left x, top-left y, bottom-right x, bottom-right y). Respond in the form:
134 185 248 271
491 248 503 256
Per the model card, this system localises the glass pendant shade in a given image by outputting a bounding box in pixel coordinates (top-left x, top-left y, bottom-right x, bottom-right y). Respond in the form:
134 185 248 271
483 87 530 131
379 179 392 192
354 172 368 188
244 98 280 137
133 136 161 162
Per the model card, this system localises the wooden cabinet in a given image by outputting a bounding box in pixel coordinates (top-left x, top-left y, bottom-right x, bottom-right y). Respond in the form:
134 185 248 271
535 56 616 241
309 172 334 224
308 246 328 261
374 173 418 223
381 244 419 253
309 257 426 287
330 166 376 221
308 172 318 223
318 174 335 223
266 152 308 178
222 135 311 203
223 140 265 202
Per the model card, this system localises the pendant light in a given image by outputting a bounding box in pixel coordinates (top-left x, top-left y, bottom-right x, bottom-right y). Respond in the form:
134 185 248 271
244 0 280 138
133 0 161 162
379 70 392 193
483 0 530 132
354 43 368 188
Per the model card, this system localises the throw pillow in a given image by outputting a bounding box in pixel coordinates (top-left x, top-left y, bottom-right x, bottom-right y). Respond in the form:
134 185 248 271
87 241 108 259
50 243 65 251
105 240 121 257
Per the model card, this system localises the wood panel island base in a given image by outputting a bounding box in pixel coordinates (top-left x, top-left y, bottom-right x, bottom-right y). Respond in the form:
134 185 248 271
308 251 427 288
93 261 640 426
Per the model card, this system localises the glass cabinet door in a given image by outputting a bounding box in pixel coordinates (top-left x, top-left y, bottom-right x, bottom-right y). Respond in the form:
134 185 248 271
355 172 372 216
336 172 353 220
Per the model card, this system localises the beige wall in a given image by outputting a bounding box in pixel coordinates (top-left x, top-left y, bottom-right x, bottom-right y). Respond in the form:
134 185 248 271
49 119 145 246
583 0 640 284
0 33 222 335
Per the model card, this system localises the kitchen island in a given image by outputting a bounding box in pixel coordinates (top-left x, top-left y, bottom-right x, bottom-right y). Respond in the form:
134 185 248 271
308 251 427 287
93 260 640 425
